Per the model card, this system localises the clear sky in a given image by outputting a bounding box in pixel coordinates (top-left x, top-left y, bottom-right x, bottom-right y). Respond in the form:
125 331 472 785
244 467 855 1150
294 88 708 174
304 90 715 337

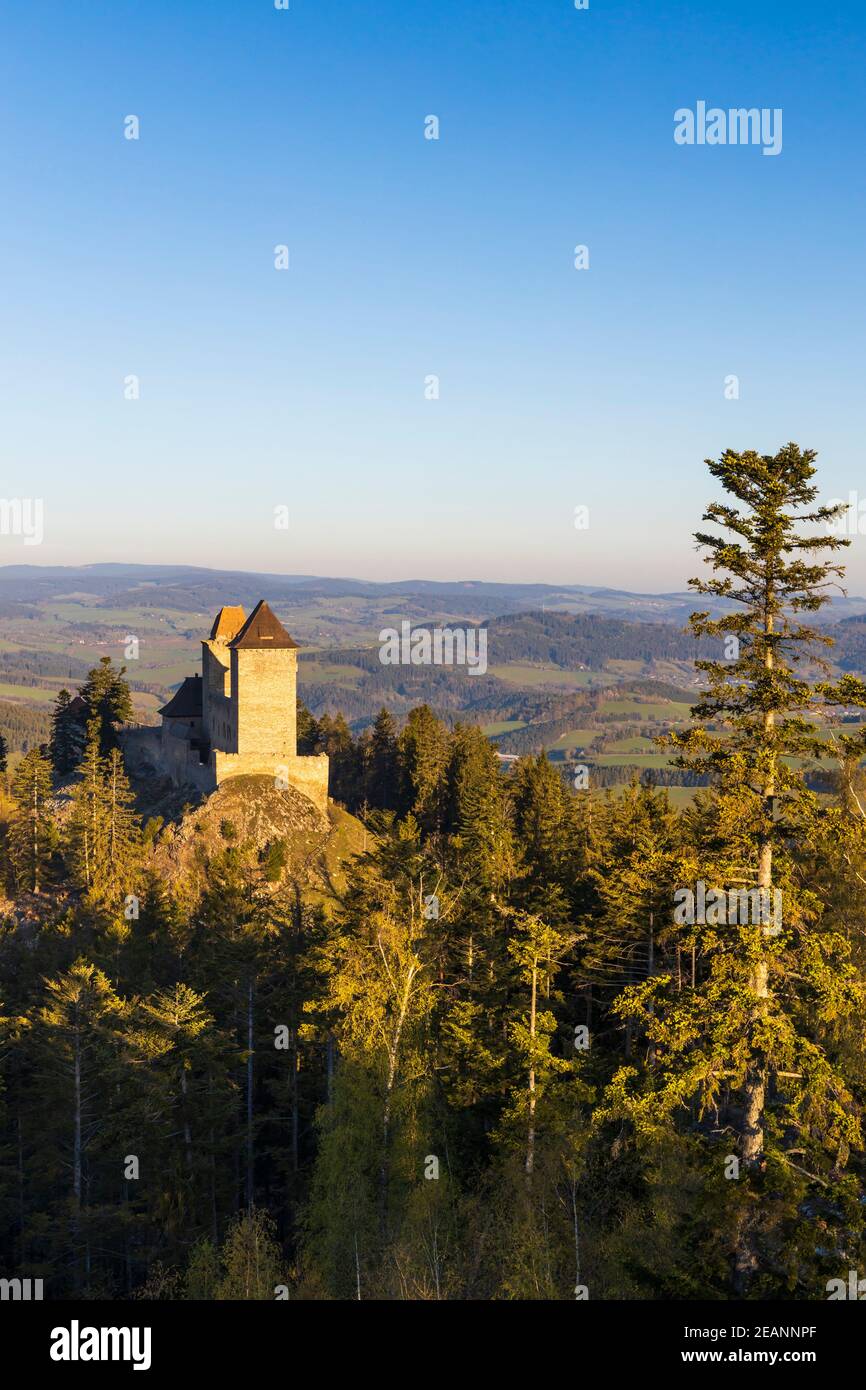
1 0 864 590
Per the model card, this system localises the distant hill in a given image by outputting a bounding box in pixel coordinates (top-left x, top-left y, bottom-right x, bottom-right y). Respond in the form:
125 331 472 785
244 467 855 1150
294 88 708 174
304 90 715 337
3 562 866 624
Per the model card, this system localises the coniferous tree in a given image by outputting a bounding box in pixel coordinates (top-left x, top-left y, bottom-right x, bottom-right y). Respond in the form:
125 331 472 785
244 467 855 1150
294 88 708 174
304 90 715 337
367 707 398 810
104 747 142 905
49 689 86 776
398 705 450 833
603 445 862 1292
296 700 320 756
79 657 134 754
66 727 142 908
33 960 125 1290
7 747 55 894
67 729 109 898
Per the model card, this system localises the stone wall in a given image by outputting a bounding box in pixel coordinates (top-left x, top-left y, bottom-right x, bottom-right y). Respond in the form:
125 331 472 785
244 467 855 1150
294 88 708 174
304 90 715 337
124 727 216 796
231 647 297 757
211 751 329 814
202 641 234 751
125 727 328 811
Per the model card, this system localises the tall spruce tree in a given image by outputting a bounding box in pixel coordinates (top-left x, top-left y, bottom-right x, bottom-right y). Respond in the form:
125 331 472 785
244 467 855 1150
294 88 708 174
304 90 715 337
367 707 399 810
79 658 134 754
7 747 55 894
49 689 86 776
602 444 863 1292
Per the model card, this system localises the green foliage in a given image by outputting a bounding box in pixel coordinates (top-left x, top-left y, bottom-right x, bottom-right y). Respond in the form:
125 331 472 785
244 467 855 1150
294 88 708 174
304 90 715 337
49 688 87 777
79 657 134 754
7 746 56 893
66 736 142 908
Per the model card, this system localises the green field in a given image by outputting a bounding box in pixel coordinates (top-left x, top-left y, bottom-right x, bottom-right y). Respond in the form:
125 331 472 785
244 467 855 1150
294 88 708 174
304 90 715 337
482 720 528 736
599 698 694 720
488 664 603 689
550 727 597 748
593 752 674 769
44 603 202 631
0 681 56 704
300 662 363 688
602 735 661 753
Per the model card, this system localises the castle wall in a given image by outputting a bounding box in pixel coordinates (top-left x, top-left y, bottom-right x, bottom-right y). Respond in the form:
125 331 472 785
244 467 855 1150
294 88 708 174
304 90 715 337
202 641 235 750
124 726 217 796
164 714 202 740
211 751 329 815
231 648 297 757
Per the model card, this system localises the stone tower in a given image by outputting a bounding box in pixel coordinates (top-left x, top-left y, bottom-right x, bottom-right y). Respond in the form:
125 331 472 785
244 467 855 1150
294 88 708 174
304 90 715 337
229 600 298 757
202 604 246 752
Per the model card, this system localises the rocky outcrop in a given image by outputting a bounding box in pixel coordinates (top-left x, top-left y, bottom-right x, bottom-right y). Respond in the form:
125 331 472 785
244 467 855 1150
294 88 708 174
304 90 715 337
150 775 366 905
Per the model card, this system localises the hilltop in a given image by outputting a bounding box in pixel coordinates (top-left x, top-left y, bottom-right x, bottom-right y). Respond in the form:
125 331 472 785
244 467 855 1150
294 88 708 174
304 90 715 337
150 776 366 906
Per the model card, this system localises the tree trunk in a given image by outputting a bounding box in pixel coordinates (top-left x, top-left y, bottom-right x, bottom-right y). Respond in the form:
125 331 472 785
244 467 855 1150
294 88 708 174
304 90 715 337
31 774 39 893
180 1066 194 1175
379 956 415 1235
734 604 776 1291
72 1025 82 1289
246 979 254 1209
17 1112 25 1265
525 957 537 1176
291 1030 299 1173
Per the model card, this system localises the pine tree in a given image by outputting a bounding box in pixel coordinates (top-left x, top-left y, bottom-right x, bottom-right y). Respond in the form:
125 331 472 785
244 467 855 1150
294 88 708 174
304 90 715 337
602 444 862 1291
79 658 134 754
66 735 141 908
581 781 681 1031
34 959 125 1291
505 912 577 1177
296 700 320 756
124 983 218 1240
49 689 86 776
317 713 361 805
66 730 109 897
367 707 398 810
398 705 450 833
104 748 142 904
7 747 55 894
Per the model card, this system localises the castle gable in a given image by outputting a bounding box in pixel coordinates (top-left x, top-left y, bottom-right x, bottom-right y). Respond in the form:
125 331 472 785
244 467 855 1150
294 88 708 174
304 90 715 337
209 605 246 642
229 599 298 650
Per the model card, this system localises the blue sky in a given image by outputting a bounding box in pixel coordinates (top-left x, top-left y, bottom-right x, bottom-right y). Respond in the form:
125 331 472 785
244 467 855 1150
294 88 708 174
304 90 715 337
1 0 865 590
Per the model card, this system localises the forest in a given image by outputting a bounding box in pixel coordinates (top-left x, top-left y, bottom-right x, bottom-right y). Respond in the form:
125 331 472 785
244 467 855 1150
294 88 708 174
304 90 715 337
2 445 866 1301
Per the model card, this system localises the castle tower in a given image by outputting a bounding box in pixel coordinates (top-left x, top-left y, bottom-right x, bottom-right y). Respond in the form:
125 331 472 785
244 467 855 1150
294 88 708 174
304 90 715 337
201 605 246 753
228 600 299 758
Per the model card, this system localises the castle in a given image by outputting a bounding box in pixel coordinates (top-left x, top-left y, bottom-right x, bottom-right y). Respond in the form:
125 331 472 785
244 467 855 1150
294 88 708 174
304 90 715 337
144 601 329 813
